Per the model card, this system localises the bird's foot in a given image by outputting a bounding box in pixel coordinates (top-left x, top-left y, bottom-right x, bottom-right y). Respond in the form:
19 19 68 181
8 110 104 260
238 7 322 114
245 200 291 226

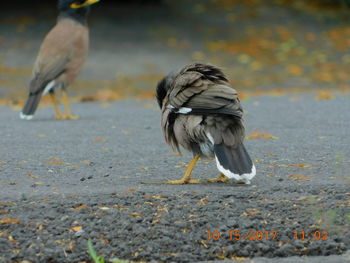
54 113 65 119
207 177 230 183
207 174 230 183
167 178 201 184
62 114 79 120
141 178 202 184
54 113 79 120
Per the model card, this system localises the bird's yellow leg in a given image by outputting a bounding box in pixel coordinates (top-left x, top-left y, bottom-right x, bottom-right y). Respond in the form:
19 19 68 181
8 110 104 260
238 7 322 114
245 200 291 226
207 173 230 183
140 155 202 185
61 90 79 120
50 93 64 119
167 155 201 184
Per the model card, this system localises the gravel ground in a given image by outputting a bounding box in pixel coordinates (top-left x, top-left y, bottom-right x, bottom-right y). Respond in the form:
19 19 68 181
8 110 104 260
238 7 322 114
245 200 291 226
0 94 349 262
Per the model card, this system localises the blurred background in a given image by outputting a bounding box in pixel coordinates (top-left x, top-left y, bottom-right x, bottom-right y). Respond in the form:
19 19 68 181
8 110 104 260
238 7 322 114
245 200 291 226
1 0 350 104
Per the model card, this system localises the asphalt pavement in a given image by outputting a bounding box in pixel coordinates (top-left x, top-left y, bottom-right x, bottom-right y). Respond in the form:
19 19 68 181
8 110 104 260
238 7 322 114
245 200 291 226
0 93 349 262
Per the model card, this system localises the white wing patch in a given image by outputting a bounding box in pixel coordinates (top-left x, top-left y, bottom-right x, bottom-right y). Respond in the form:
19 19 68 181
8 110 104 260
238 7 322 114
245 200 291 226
177 107 192 114
42 80 56 95
167 104 192 114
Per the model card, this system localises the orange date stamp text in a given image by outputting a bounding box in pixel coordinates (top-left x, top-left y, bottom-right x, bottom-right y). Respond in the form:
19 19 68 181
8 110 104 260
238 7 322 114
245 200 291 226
206 230 329 241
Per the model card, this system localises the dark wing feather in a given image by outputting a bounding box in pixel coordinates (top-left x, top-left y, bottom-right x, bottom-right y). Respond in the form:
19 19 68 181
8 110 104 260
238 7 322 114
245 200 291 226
167 71 243 119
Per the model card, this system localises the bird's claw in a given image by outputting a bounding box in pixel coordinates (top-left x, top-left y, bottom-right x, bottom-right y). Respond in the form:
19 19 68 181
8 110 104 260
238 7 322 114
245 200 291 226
54 114 79 120
167 178 201 184
207 177 230 183
141 178 202 184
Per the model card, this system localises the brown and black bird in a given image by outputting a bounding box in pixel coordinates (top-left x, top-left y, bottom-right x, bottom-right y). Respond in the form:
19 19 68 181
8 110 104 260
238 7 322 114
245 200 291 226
156 63 256 184
20 0 99 120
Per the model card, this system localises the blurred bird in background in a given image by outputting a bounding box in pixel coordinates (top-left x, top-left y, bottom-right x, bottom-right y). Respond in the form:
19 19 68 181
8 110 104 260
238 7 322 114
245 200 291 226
156 63 256 184
20 0 99 120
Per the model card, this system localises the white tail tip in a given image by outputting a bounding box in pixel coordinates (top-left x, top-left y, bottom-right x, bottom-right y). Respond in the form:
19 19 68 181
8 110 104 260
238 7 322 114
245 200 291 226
20 112 33 120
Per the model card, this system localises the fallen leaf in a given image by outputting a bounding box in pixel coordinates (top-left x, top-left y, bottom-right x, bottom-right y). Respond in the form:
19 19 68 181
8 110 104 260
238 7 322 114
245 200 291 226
128 187 138 191
70 226 83 232
130 213 143 217
98 206 110 210
33 181 44 185
246 130 279 139
0 218 21 224
92 137 107 142
36 133 46 138
73 204 88 211
243 208 261 216
315 91 335 100
25 173 38 179
197 197 208 205
8 235 16 243
288 174 311 181
152 195 165 200
81 89 120 102
200 240 208 248
336 200 350 207
271 163 311 168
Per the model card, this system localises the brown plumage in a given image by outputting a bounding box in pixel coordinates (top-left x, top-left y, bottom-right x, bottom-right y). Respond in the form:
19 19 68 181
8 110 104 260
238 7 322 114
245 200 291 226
156 63 256 184
20 0 99 120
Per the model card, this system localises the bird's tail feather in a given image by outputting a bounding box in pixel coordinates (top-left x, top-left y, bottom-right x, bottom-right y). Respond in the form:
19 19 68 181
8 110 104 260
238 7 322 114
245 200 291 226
214 142 256 184
20 93 43 120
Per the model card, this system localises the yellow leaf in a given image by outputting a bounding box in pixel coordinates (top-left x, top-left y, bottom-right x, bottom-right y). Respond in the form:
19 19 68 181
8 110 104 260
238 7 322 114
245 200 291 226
197 197 208 205
8 235 16 242
25 173 38 179
72 204 87 211
246 130 279 140
152 195 165 200
288 174 311 181
243 208 261 216
315 91 334 100
70 226 82 232
0 218 21 224
232 256 248 262
92 137 107 142
130 213 143 217
99 206 110 210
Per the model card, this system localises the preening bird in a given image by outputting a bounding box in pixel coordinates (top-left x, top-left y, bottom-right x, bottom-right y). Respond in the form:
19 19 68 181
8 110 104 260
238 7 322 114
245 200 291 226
20 0 99 120
156 63 256 184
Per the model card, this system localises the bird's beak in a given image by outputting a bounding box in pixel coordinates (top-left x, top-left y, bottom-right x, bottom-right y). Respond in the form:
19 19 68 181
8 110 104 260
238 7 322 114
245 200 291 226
71 0 100 9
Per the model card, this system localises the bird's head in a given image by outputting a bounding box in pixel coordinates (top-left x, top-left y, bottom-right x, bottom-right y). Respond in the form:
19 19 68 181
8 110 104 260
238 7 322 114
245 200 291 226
58 0 99 23
58 0 100 10
156 71 177 109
